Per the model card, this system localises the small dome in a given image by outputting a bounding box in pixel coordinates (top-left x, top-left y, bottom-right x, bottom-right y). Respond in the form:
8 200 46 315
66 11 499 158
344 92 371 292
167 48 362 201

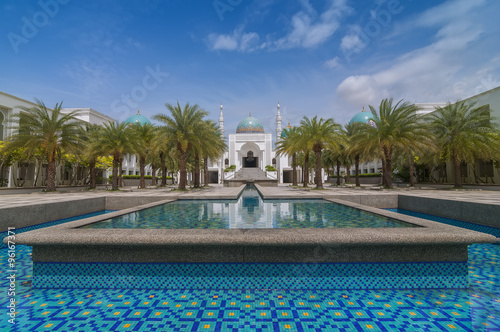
125 110 151 126
236 114 264 133
281 122 292 138
350 107 377 128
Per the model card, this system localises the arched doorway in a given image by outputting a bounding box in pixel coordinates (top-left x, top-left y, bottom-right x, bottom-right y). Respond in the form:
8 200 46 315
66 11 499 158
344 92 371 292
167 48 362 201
243 150 258 168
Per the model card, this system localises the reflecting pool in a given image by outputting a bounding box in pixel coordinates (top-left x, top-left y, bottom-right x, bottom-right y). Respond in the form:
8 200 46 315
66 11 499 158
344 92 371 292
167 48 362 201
82 186 418 229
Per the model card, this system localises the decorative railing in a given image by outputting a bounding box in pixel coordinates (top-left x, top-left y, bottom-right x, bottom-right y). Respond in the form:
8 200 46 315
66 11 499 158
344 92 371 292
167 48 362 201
266 171 277 180
224 171 235 180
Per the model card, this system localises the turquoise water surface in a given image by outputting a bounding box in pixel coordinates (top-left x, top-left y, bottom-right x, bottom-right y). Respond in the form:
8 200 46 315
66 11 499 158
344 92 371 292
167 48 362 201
82 186 418 229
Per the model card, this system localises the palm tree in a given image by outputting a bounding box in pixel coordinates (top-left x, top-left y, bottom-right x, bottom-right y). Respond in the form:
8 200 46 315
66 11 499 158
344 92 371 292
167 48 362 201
93 121 133 190
276 126 301 186
343 122 363 186
6 99 82 191
198 120 226 187
299 116 342 189
79 123 103 189
358 98 428 188
321 149 336 184
153 102 208 190
429 101 499 188
130 123 156 189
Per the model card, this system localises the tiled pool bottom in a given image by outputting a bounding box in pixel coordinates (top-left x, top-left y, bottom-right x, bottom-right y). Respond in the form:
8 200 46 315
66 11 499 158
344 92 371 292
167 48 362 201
1 244 498 331
0 210 116 249
387 209 500 238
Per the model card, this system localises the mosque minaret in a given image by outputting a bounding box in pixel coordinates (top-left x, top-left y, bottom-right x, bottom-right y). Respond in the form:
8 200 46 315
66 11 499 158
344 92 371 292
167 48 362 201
275 101 282 141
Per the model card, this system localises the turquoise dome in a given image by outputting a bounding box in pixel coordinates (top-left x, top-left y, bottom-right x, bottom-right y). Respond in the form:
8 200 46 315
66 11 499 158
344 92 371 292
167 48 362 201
350 108 377 128
281 123 293 138
236 115 264 133
125 111 151 126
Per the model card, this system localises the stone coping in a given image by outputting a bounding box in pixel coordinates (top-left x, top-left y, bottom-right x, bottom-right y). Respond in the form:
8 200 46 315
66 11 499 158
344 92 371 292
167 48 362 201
13 185 497 249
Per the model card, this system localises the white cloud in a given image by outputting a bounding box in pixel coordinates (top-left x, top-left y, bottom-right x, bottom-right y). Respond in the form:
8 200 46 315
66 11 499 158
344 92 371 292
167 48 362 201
208 28 261 52
324 56 340 69
208 33 239 51
207 0 351 52
337 0 499 106
340 27 366 52
274 0 351 49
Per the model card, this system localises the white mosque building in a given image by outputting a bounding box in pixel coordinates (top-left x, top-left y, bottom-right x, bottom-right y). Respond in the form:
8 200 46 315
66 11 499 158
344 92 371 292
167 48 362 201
208 102 299 186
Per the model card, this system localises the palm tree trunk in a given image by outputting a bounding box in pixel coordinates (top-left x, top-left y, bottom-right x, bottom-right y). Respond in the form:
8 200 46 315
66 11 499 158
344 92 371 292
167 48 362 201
112 155 119 190
203 157 209 187
336 160 341 185
292 153 297 186
381 159 386 187
151 165 157 186
303 153 309 187
89 160 96 189
118 157 123 187
383 147 393 188
46 158 57 192
179 151 187 190
355 154 360 187
139 156 146 189
194 154 200 188
314 149 323 189
453 151 462 188
345 163 351 184
160 152 167 187
409 156 415 187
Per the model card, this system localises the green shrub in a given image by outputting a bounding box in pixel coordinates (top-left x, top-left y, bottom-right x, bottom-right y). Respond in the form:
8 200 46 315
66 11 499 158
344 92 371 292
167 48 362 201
224 165 236 172
330 173 381 178
265 165 277 171
109 175 172 180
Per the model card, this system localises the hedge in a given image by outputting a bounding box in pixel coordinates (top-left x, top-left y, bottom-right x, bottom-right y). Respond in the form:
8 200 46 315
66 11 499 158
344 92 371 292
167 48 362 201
330 173 381 178
109 175 172 180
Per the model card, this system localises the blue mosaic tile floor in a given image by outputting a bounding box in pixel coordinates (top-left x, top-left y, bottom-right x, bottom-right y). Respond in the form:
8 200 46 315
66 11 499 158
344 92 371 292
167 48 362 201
1 210 499 331
0 244 499 331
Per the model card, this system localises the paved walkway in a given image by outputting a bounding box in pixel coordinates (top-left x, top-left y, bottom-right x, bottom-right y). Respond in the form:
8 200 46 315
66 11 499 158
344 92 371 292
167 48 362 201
1 183 500 209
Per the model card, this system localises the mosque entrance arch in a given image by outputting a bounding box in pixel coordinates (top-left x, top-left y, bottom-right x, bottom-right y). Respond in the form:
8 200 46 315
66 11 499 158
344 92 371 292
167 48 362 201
243 150 258 168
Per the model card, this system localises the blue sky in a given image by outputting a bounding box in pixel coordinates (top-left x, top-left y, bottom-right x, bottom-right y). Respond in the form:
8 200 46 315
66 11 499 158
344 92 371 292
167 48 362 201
1 0 500 137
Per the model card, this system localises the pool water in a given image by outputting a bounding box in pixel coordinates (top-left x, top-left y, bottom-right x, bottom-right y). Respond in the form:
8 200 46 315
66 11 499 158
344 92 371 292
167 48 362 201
1 209 499 331
1 245 498 331
82 187 418 229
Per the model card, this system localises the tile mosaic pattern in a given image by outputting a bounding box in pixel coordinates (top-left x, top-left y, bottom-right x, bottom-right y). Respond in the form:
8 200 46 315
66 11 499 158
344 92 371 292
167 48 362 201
33 261 468 290
387 208 500 238
0 209 498 331
0 210 116 249
0 244 498 331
